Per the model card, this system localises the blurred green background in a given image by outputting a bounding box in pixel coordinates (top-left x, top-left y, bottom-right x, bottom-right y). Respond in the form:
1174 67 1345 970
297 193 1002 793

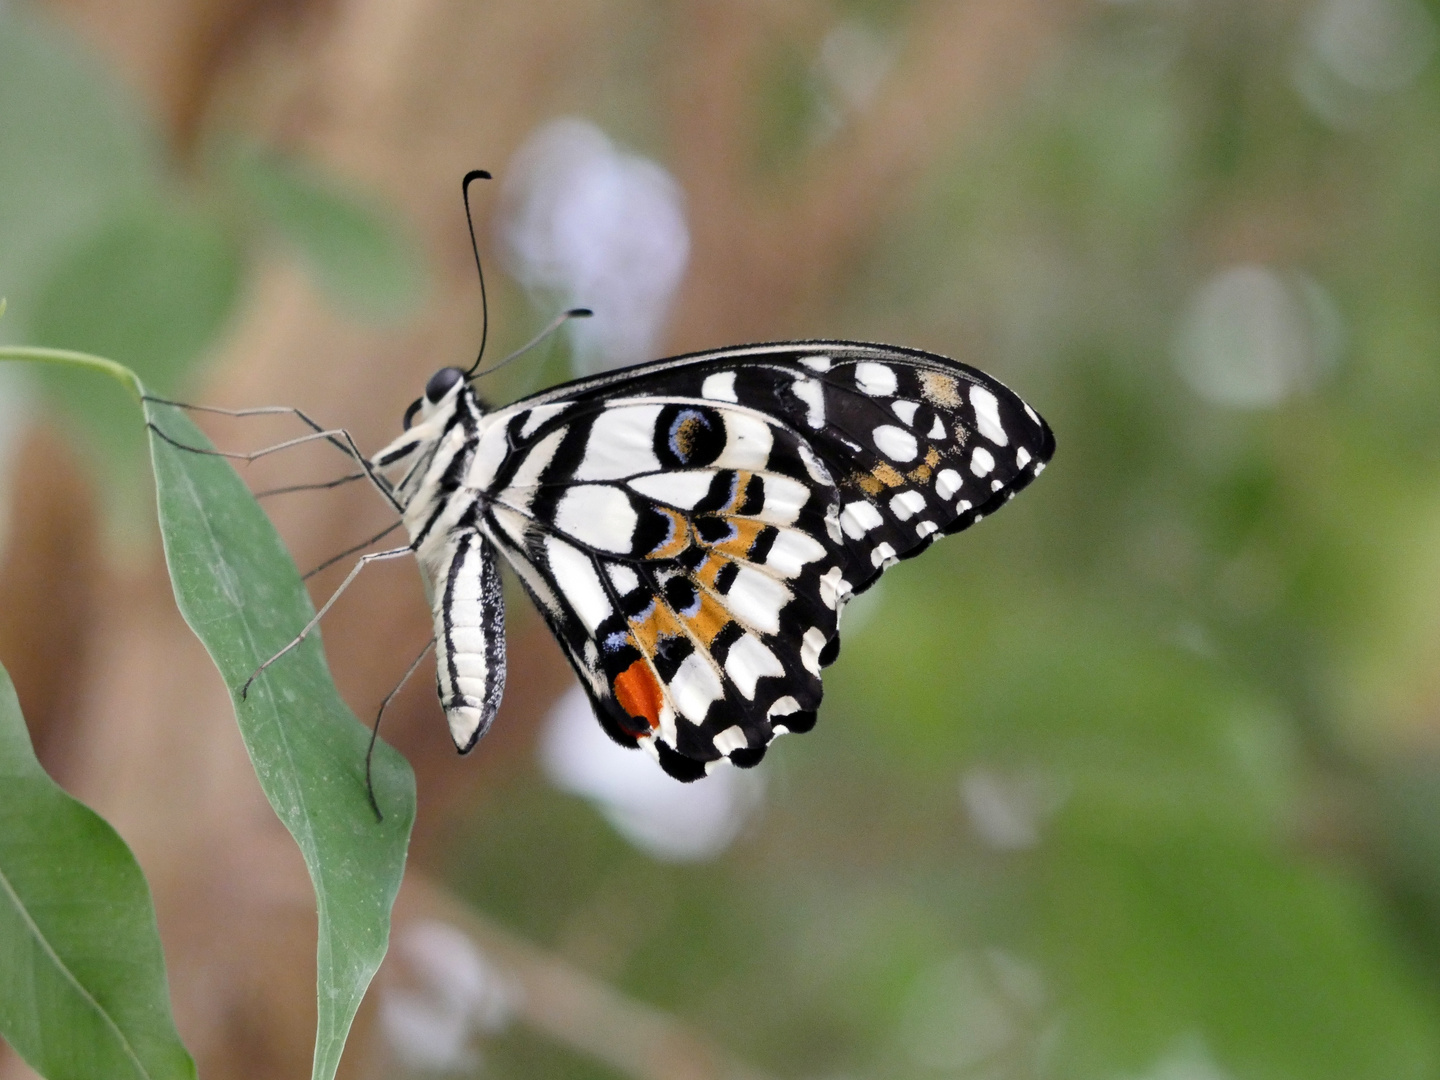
10 0 1440 1078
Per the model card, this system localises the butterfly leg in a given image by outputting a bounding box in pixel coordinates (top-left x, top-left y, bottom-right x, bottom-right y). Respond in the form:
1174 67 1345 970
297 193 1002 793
364 636 436 822
144 398 401 514
301 522 403 581
143 397 349 457
254 472 369 499
239 544 414 700
146 400 412 599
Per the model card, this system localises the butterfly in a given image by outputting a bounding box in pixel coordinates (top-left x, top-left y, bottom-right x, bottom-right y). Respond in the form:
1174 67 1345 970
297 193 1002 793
370 339 1054 781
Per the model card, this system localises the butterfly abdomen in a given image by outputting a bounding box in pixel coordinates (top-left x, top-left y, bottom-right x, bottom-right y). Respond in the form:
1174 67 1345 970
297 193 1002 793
432 531 506 752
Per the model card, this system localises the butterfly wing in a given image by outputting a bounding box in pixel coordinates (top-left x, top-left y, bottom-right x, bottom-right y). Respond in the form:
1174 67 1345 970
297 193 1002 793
476 341 1054 779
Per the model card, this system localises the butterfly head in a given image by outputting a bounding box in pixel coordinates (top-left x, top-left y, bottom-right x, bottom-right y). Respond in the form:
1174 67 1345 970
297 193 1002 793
403 366 468 430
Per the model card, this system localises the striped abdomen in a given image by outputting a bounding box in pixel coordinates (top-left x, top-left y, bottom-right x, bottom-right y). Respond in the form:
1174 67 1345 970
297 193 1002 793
432 531 506 752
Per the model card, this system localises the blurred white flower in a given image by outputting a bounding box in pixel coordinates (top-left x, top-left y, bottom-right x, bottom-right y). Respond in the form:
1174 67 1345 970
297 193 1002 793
498 118 689 373
1120 1036 1236 1080
960 765 1069 851
1174 265 1342 409
1310 0 1434 93
380 920 519 1073
813 20 896 140
540 682 764 862
1294 0 1436 126
899 949 1055 1074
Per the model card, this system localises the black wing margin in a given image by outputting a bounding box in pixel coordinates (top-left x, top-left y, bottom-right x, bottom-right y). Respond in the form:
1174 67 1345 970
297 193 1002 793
486 341 1054 780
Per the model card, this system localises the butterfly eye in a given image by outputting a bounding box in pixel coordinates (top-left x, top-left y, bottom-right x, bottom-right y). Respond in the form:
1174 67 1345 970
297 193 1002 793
425 366 464 404
402 398 423 430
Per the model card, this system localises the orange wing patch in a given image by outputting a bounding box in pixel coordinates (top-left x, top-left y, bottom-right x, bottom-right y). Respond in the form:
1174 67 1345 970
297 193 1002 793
708 518 770 559
613 658 663 730
693 553 730 591
679 591 732 647
645 508 691 560
628 600 686 654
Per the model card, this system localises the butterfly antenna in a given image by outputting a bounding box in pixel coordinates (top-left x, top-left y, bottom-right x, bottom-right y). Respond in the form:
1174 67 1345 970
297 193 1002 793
461 169 492 378
468 307 592 381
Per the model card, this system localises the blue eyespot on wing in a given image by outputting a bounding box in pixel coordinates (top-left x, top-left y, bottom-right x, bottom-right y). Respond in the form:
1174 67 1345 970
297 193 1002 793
477 341 1054 779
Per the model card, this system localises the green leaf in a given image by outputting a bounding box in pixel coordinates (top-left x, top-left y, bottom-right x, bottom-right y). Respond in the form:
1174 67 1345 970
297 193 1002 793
0 347 416 1080
0 660 196 1080
228 146 425 323
142 403 415 1080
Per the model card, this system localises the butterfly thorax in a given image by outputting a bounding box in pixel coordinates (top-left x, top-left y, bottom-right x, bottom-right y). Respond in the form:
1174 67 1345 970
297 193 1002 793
372 379 495 589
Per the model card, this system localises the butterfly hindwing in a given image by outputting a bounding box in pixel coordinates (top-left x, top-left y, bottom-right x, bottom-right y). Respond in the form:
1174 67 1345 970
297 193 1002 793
474 341 1053 779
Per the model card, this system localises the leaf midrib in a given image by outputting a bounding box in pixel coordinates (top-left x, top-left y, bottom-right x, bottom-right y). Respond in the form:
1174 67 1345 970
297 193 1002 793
0 858 152 1080
157 426 342 1074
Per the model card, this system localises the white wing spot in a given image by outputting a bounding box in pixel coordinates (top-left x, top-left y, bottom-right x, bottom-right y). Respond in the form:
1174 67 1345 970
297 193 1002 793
854 362 898 397
970 447 995 478
670 652 725 722
768 696 800 718
889 490 926 521
969 386 1009 446
792 377 826 428
891 400 919 426
991 479 1004 492
818 566 853 610
607 563 640 594
576 404 664 481
629 470 716 509
957 499 973 514
1016 447 1032 469
756 474 810 526
725 566 790 635
935 468 963 500
928 416 946 440
801 355 832 372
544 539 611 629
798 442 834 485
713 725 749 755
765 529 826 577
873 424 919 462
1034 460 1046 475
871 542 898 569
840 500 884 539
1024 403 1040 424
556 485 638 553
719 412 774 470
801 627 827 677
825 503 843 543
724 634 785 699
916 520 938 538
702 371 738 402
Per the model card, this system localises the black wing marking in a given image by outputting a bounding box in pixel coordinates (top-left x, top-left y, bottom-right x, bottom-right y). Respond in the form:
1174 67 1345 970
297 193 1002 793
478 342 1053 779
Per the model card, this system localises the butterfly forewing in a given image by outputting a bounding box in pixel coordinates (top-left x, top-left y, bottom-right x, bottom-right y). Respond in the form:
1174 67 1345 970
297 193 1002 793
473 341 1053 780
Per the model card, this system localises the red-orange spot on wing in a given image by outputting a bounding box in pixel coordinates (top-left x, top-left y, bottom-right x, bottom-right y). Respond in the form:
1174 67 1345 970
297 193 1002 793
614 659 663 730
